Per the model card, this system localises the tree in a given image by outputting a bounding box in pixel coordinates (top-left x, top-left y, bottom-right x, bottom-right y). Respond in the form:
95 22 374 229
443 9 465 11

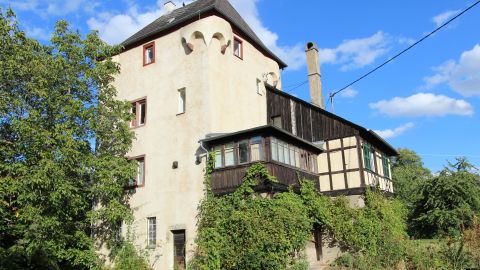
411 158 480 238
0 9 135 269
391 148 432 208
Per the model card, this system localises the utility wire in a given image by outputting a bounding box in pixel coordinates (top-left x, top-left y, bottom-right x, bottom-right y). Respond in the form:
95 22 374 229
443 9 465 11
329 0 480 101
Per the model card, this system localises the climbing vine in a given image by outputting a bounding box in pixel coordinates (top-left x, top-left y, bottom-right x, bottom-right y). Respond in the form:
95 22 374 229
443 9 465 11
190 157 408 270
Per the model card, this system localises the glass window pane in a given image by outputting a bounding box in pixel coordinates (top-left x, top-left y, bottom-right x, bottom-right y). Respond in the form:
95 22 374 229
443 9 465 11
289 146 296 166
271 138 278 161
139 102 146 125
147 217 156 246
131 103 137 127
250 136 262 162
225 143 234 166
214 146 223 168
284 143 290 165
278 141 285 163
145 46 154 64
137 158 145 185
239 140 249 163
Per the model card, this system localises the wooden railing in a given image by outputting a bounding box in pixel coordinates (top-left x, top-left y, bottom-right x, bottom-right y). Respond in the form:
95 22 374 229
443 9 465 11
210 161 319 194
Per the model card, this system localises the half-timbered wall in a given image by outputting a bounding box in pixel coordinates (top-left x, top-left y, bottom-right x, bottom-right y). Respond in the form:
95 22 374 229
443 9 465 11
318 136 362 192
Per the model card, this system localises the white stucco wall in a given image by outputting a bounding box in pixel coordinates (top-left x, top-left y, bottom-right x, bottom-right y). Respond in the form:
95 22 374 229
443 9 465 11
112 15 281 270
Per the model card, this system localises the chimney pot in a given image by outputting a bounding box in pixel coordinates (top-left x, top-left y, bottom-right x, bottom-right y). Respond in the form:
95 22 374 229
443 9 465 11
305 41 324 109
164 1 176 14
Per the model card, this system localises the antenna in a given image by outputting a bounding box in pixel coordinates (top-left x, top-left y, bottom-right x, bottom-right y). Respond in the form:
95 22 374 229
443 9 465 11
329 92 335 113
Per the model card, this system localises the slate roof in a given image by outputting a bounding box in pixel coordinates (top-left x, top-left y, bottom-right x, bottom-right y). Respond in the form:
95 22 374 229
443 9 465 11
120 0 287 68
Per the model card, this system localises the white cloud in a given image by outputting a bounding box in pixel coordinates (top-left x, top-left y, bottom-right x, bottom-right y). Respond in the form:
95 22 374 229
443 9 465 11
229 0 305 70
423 44 480 96
373 122 415 139
338 87 358 98
318 31 390 71
432 10 459 27
87 1 166 45
25 26 50 40
1 0 94 16
369 93 474 117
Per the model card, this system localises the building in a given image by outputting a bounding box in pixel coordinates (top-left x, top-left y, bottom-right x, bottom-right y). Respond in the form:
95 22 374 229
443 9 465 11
111 0 397 269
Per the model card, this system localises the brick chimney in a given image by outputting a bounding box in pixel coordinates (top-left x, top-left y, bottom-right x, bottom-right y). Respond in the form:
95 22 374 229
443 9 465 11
164 1 176 14
305 42 324 109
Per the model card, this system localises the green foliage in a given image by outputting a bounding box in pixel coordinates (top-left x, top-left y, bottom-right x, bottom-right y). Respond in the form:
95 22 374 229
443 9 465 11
191 163 311 270
192 160 408 270
112 242 151 270
0 9 134 269
411 158 480 238
391 149 432 231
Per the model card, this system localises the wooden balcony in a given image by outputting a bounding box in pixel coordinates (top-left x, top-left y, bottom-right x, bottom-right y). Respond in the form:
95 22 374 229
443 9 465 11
211 161 319 195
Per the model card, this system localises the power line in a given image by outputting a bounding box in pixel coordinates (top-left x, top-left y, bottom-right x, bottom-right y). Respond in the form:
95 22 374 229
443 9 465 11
329 0 480 102
284 80 308 93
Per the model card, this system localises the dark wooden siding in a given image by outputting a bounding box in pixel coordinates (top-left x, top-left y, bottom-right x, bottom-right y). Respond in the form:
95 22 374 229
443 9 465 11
211 161 318 194
266 89 356 142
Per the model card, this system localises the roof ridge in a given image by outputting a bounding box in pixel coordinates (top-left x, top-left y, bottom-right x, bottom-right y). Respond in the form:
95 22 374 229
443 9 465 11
119 0 287 68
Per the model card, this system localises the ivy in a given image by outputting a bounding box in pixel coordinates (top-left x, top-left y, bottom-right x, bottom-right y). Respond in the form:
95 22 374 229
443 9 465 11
190 159 408 270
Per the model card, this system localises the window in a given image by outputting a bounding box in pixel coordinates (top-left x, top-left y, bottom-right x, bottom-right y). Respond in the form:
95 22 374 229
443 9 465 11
269 137 317 173
130 99 146 128
128 156 145 187
271 138 278 161
250 136 262 161
172 230 186 269
147 217 156 247
214 145 223 168
363 144 374 171
233 37 243 59
238 140 249 164
178 88 186 114
271 116 282 129
224 143 235 166
256 78 262 95
143 42 155 66
382 154 390 178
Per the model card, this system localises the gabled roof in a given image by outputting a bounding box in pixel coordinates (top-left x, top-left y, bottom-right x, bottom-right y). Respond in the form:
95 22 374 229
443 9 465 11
120 0 287 68
265 84 398 156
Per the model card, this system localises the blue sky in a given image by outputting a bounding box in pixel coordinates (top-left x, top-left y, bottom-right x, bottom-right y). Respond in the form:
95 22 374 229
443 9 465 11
2 0 479 172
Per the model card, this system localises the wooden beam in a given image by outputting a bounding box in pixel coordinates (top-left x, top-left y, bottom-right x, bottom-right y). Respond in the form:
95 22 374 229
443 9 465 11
341 138 348 189
326 140 333 190
355 134 366 187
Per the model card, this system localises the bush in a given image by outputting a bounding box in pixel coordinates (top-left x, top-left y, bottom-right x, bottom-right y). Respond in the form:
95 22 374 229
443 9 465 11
113 242 151 270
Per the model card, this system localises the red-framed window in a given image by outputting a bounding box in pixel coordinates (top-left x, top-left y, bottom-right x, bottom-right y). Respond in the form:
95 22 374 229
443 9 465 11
127 155 145 188
233 37 243 59
143 42 155 66
130 98 147 128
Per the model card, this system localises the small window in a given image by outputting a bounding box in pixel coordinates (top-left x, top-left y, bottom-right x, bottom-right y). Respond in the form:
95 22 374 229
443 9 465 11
130 99 147 128
382 155 390 178
238 140 249 164
256 78 262 95
143 42 155 66
363 144 373 171
128 156 145 187
178 88 186 114
233 37 243 59
271 116 282 129
147 217 156 247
